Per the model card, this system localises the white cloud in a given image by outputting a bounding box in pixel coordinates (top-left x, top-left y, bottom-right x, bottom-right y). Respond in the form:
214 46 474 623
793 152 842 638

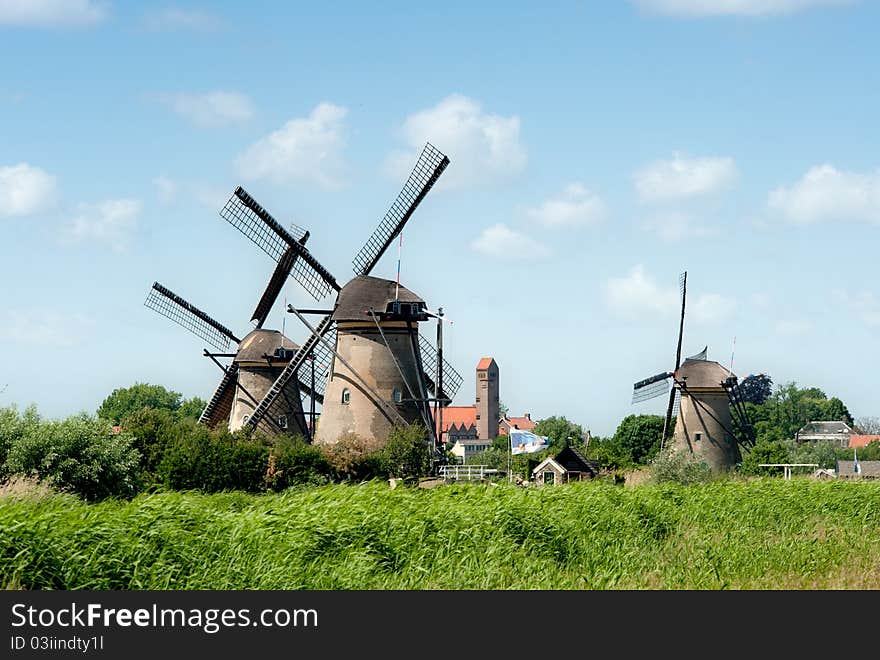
604 265 733 323
158 91 254 128
525 184 606 228
388 94 526 189
641 211 717 242
604 265 679 318
0 310 94 347
635 152 738 202
471 223 549 259
65 199 141 252
768 164 880 224
143 7 222 31
0 0 107 26
0 163 57 217
235 102 347 189
631 0 851 17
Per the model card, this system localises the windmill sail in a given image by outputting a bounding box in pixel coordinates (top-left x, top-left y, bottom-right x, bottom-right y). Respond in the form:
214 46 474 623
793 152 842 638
145 282 240 352
251 242 307 328
662 271 688 445
632 371 673 404
418 333 463 404
351 143 449 277
220 186 340 301
199 364 239 427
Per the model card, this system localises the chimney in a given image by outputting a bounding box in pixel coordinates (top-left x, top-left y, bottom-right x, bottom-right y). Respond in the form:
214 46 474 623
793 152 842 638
524 412 531 420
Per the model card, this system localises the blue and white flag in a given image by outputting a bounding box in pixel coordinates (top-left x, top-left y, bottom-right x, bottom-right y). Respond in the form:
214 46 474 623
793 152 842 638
510 429 550 455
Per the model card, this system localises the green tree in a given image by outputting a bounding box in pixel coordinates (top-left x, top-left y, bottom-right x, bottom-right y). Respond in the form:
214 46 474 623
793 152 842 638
737 374 773 405
610 414 665 466
6 413 142 499
381 424 432 480
0 405 41 480
745 382 854 444
531 416 586 452
97 383 207 425
740 440 791 476
176 396 208 421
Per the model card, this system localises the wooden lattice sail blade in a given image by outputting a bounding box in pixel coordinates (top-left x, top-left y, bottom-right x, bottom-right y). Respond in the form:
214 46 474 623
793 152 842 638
145 282 239 352
351 143 449 277
418 333 463 404
295 323 336 398
632 372 672 404
199 365 239 428
220 186 339 301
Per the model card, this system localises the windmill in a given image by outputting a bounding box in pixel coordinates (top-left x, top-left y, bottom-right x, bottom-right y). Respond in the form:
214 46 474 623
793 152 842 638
630 271 754 470
212 143 463 450
144 276 311 438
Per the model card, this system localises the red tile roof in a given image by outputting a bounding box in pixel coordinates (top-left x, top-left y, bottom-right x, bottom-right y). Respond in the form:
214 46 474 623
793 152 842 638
849 435 880 448
476 357 494 370
501 415 537 433
436 406 476 436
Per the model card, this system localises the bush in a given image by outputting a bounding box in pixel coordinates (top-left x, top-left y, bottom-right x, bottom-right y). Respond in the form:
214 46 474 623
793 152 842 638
321 433 386 481
649 449 713 485
5 413 142 500
155 426 270 493
0 405 42 480
265 435 332 490
381 424 432 479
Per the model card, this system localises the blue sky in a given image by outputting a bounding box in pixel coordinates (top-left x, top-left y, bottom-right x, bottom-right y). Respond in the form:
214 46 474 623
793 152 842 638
2 0 880 437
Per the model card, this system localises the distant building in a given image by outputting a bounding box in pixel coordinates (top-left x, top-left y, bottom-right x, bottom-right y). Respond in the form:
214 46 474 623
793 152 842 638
836 460 880 480
795 421 854 447
532 446 600 486
849 435 880 449
499 413 536 435
436 356 537 463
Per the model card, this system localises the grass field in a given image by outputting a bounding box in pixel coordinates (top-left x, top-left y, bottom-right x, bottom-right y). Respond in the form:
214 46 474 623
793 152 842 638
2 479 879 589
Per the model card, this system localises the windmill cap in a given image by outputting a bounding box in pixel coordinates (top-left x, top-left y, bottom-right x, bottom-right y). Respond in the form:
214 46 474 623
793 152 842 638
675 359 735 389
332 275 425 323
234 328 299 363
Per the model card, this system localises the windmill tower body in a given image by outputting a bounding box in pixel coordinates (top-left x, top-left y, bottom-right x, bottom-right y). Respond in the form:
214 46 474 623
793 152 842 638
227 329 307 435
314 276 431 446
670 359 741 470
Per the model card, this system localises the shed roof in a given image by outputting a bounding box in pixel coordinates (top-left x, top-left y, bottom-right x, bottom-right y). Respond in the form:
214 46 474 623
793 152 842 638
332 275 424 323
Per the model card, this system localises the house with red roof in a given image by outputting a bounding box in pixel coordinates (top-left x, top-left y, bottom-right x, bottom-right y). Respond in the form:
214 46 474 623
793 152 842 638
849 434 880 449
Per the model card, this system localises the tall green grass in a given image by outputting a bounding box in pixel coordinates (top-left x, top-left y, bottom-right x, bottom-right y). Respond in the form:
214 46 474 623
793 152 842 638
2 479 879 589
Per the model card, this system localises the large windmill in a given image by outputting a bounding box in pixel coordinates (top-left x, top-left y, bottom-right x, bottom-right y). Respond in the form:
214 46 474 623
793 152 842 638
630 271 754 470
210 142 463 449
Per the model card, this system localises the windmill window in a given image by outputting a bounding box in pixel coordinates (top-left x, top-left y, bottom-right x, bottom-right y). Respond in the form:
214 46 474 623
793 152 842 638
392 387 402 403
278 415 288 429
342 389 351 405
242 415 250 424
694 432 702 442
